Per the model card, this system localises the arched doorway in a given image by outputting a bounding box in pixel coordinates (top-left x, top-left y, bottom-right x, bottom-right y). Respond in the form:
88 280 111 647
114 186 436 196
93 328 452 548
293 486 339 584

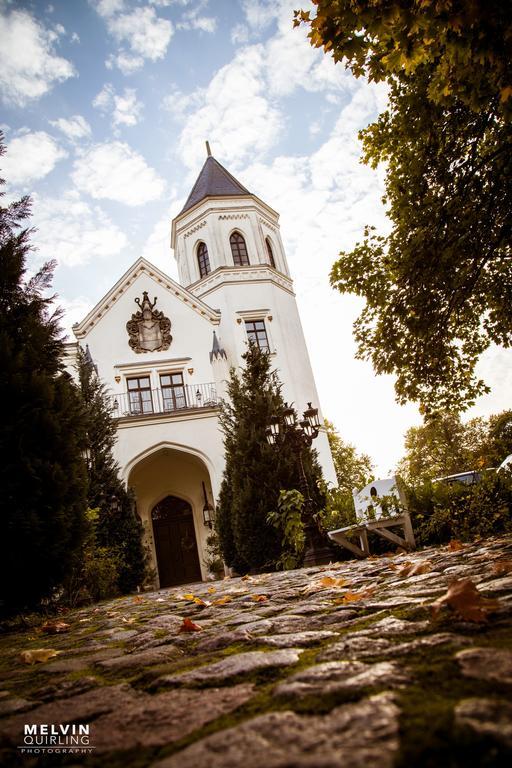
151 496 202 587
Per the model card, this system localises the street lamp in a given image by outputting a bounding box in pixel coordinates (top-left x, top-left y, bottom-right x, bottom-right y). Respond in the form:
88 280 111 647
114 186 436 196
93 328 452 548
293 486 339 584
266 402 331 566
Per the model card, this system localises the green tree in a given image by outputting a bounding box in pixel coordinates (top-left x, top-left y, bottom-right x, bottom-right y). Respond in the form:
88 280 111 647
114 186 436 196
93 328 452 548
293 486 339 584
325 420 374 494
216 343 324 573
78 348 146 594
321 420 374 530
0 137 88 614
396 412 490 483
297 2 512 414
485 410 512 467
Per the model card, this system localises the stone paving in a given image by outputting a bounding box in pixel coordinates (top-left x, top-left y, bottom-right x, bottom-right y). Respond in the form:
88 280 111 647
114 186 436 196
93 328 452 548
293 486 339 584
1 535 512 767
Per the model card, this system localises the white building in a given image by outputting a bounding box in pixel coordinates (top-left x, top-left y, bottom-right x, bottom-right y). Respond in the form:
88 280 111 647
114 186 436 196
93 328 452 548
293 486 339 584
70 149 336 587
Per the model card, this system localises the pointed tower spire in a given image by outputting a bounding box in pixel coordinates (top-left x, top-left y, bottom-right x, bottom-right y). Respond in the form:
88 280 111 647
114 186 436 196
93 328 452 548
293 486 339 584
179 153 251 215
210 330 227 363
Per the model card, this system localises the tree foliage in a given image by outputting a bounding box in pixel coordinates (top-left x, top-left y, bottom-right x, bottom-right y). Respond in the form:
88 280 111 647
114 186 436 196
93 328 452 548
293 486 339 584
0 136 88 614
297 2 512 414
397 409 512 483
325 419 374 493
78 349 146 594
216 343 325 573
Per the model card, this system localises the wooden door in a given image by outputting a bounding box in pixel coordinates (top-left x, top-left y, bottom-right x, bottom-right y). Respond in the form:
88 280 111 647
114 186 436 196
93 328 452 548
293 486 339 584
152 496 201 587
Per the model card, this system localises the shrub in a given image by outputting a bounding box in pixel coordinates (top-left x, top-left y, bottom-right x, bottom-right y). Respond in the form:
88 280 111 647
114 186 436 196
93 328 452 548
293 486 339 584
406 470 512 545
267 489 306 570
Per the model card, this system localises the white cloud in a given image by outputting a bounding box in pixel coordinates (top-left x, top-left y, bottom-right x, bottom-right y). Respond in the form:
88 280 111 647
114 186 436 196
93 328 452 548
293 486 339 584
50 115 91 141
72 141 165 205
2 130 67 186
31 190 128 268
93 84 143 128
231 23 249 45
177 45 284 170
70 32 80 44
57 296 94 334
94 3 173 73
0 8 76 106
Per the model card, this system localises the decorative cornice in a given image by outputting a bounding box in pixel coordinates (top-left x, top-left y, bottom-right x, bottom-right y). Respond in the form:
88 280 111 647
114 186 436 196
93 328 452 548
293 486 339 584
259 216 278 232
189 264 295 300
218 213 249 221
183 220 207 239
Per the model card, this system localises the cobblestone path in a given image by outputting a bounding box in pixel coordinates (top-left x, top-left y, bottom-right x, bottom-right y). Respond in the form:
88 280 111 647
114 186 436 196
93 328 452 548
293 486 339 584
1 536 512 767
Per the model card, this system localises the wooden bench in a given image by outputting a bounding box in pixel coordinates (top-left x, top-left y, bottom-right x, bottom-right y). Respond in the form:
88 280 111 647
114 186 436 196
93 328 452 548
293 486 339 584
327 476 416 558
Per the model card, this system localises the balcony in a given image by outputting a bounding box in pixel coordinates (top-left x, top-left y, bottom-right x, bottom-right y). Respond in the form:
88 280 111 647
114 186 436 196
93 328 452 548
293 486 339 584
110 382 218 420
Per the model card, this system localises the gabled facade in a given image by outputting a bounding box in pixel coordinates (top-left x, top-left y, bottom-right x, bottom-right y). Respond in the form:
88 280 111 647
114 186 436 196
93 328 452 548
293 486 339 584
71 152 336 588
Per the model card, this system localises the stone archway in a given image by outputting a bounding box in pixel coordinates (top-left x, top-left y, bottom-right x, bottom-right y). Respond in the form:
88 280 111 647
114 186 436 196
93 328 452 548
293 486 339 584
151 495 202 587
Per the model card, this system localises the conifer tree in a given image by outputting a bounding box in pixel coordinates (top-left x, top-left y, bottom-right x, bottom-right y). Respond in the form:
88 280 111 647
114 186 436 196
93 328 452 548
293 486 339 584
0 136 88 614
78 349 146 593
216 343 324 573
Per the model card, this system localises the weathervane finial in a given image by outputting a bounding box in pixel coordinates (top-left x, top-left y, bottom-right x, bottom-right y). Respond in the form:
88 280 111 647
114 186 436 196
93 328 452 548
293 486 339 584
205 140 212 157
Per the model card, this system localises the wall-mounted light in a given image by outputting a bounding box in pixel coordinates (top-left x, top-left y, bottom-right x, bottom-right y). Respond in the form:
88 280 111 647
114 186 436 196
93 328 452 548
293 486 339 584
202 481 215 528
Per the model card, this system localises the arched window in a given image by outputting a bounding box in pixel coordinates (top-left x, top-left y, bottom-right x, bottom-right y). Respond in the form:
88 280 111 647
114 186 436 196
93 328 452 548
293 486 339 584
230 232 249 266
265 237 276 269
197 242 210 278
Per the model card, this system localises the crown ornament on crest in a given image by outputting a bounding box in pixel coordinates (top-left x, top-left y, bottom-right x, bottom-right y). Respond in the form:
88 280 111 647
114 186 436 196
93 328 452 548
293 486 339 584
126 291 172 353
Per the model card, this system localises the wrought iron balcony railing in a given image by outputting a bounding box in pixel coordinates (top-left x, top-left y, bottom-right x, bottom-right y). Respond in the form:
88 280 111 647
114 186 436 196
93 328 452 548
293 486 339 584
110 382 218 419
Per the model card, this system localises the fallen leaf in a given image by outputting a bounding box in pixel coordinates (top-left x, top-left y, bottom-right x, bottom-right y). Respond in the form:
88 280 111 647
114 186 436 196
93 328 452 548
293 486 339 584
212 596 232 605
303 575 349 595
397 561 432 578
192 597 211 607
182 593 195 600
431 579 500 623
19 649 61 665
448 540 464 551
251 594 268 602
207 586 217 593
122 617 136 624
338 588 376 604
40 621 70 634
492 560 512 576
179 618 203 633
242 575 253 582
155 598 165 602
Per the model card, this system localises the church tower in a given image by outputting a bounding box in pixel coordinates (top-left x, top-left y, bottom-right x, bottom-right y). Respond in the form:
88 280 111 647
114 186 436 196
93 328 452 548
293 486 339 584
171 147 336 484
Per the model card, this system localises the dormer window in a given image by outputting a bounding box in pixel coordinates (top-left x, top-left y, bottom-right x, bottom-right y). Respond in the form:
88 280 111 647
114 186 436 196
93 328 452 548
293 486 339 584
265 237 276 269
230 232 249 266
197 242 211 278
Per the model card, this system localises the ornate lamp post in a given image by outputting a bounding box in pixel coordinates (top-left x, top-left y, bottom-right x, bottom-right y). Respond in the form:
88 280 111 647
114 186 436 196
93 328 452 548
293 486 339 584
266 402 332 566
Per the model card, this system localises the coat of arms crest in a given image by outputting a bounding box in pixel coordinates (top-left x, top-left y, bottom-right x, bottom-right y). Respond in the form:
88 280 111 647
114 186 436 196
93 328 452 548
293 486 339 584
126 292 172 353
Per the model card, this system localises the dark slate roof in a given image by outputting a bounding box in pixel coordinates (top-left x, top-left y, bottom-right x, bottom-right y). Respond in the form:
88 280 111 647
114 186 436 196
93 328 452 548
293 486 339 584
179 156 251 215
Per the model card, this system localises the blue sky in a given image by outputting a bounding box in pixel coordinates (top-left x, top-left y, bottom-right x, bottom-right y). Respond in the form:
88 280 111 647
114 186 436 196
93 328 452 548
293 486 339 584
1 0 511 474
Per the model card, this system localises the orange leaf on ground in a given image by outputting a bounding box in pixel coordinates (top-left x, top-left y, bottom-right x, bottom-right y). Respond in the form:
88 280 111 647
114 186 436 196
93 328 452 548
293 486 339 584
242 575 253 582
40 621 70 634
19 649 61 665
132 596 144 603
448 540 464 551
338 588 375 604
431 579 500 623
397 561 432 577
212 596 232 605
492 560 512 576
303 576 349 595
179 618 203 633
207 586 217 593
192 597 210 607
251 594 268 602
181 593 195 600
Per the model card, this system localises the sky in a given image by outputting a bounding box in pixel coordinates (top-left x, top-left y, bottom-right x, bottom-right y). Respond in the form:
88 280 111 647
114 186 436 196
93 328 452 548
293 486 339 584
1 0 511 476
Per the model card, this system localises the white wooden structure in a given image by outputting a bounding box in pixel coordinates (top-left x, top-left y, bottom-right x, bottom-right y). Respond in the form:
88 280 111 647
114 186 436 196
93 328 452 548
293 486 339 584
328 476 416 558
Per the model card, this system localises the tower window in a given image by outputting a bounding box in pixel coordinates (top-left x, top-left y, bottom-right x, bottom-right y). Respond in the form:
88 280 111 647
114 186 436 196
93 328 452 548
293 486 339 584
230 232 249 266
265 238 276 269
245 319 269 351
197 242 210 278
